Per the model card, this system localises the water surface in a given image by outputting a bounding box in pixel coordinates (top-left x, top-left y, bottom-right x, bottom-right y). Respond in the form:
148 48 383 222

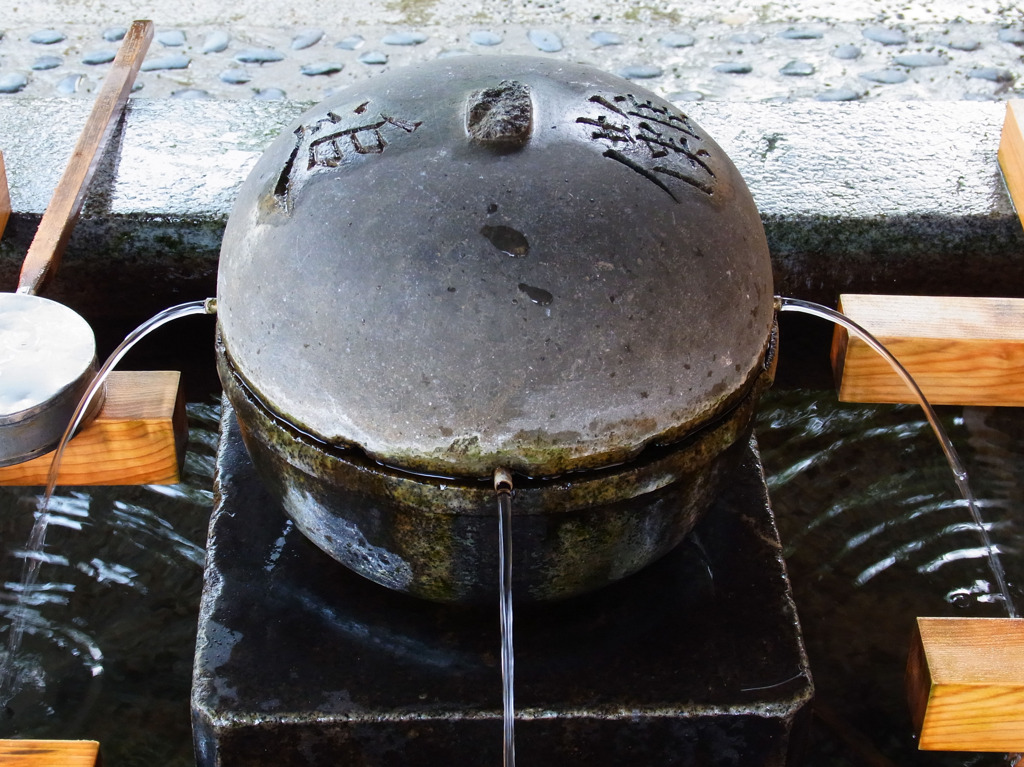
0 392 1021 765
757 391 1023 766
0 402 218 766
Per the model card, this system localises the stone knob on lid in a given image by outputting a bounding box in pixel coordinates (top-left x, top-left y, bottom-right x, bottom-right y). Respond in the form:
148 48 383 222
467 80 533 146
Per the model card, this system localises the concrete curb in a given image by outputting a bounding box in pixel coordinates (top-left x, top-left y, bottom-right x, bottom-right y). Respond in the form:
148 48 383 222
1 97 1021 322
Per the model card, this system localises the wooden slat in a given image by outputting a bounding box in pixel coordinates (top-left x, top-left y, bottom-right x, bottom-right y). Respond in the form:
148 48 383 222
831 294 1024 406
0 149 10 242
998 100 1024 230
0 740 100 766
0 370 186 486
907 617 1024 751
16 20 153 295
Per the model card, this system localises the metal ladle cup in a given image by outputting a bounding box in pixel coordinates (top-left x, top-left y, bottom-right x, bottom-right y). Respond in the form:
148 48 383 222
0 21 153 468
0 293 101 466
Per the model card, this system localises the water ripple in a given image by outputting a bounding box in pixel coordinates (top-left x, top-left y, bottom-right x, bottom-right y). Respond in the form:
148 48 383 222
76 558 146 591
0 400 218 751
756 390 1024 764
110 501 206 567
10 550 70 566
918 544 1015 574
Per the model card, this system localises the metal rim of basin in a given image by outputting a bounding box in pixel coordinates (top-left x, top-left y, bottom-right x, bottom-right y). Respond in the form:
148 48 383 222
0 292 103 467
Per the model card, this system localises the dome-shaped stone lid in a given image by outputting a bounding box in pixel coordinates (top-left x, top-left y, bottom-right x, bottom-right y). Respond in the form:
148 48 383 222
217 56 774 478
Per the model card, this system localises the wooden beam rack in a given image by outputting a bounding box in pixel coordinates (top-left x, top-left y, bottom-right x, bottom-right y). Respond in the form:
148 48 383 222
0 370 186 486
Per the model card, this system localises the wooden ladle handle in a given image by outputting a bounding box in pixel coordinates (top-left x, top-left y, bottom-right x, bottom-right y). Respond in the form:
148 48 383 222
0 151 10 242
16 19 153 296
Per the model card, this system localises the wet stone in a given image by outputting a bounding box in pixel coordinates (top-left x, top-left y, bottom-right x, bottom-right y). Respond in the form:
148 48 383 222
292 28 324 50
358 51 388 65
860 68 909 84
998 28 1024 46
816 87 861 101
335 35 364 50
468 80 532 145
714 62 753 74
235 49 285 64
668 90 704 101
56 74 84 95
202 31 231 54
780 27 824 40
969 67 1014 82
0 11 1005 116
947 37 982 52
862 27 908 45
730 32 766 44
300 61 343 76
528 29 563 53
832 44 861 59
141 54 191 71
382 31 428 46
469 30 503 46
157 29 187 47
172 88 212 99
480 224 529 255
193 412 812 767
31 55 62 71
963 91 1000 101
894 53 947 68
102 26 126 42
219 68 251 85
0 73 28 94
590 31 624 47
518 283 553 305
780 60 815 76
82 49 116 65
660 32 695 48
29 29 65 45
253 87 286 100
618 64 663 79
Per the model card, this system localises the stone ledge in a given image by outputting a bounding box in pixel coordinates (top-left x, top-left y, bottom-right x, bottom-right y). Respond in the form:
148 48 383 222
0 98 1021 321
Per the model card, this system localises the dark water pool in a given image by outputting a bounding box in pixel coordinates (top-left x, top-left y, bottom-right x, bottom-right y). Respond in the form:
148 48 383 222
0 402 219 766
0 392 1021 766
759 393 1023 767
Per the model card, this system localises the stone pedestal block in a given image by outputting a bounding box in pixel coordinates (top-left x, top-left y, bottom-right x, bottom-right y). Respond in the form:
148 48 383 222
192 405 812 766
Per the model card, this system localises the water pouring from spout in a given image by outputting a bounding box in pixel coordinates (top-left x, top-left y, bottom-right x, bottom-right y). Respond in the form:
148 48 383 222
0 298 216 707
776 296 1018 619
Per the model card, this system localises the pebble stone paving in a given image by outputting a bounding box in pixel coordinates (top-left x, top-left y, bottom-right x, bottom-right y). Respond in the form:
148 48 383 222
0 18 1022 103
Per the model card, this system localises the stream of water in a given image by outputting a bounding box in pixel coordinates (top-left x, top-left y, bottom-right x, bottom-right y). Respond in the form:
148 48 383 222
0 299 215 708
777 296 1019 620
495 468 515 767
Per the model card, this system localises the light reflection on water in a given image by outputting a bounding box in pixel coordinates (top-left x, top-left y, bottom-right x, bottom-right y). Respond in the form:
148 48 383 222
0 402 218 766
757 390 1023 766
0 393 1021 764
